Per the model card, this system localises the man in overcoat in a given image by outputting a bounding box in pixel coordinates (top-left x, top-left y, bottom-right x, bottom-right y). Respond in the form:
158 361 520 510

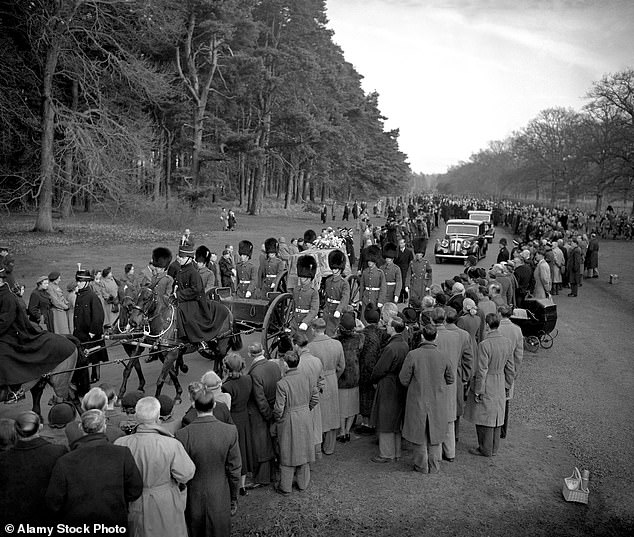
464 314 515 457
395 238 414 303
370 318 409 463
116 397 196 537
307 319 345 455
399 325 454 474
497 306 523 439
46 410 143 527
176 389 241 537
532 248 551 299
246 342 281 486
273 350 319 495
567 238 582 297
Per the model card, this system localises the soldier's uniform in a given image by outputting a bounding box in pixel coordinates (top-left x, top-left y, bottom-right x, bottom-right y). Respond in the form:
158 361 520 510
381 242 402 303
359 245 386 323
405 238 432 307
292 255 319 332
258 238 285 297
195 245 215 295
236 240 258 299
323 249 350 337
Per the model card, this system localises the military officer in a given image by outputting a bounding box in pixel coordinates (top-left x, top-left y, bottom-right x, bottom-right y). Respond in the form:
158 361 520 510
381 242 402 304
359 245 386 323
405 238 432 308
323 249 351 337
259 238 285 297
236 240 258 299
292 255 319 333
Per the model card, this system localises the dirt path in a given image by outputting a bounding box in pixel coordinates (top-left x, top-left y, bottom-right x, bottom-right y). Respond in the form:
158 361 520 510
1 212 633 535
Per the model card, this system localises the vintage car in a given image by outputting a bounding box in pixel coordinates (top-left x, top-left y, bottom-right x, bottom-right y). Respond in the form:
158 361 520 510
434 219 488 263
468 210 495 243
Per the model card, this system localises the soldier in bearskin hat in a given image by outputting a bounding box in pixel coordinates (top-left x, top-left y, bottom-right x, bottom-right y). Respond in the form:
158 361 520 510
358 245 386 323
195 245 215 295
73 267 109 383
150 247 174 313
236 240 258 299
292 255 319 333
323 249 351 337
405 238 433 308
381 242 402 304
258 238 285 298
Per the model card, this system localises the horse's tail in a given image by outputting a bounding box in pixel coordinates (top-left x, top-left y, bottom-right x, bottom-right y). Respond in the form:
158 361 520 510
229 320 243 351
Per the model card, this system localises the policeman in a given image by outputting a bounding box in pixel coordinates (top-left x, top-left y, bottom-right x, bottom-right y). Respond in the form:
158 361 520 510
405 238 432 308
381 242 402 304
259 238 285 297
358 245 386 323
236 240 258 299
292 255 319 333
323 249 350 337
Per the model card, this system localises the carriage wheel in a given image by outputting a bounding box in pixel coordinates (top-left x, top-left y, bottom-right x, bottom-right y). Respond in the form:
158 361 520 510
539 332 554 349
262 292 294 360
346 274 361 311
273 270 288 294
524 335 540 353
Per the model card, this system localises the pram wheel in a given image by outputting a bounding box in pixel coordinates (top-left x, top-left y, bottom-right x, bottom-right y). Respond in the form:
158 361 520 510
525 335 540 353
539 332 554 349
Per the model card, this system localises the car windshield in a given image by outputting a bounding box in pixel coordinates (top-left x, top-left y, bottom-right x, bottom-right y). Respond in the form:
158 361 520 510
446 225 478 236
469 213 491 223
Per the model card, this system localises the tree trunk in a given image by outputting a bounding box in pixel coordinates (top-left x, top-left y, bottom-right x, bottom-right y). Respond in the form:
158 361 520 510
34 39 61 232
191 107 204 187
165 131 172 209
320 181 326 203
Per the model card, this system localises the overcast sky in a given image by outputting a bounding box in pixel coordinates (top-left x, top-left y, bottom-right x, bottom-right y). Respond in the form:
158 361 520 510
325 0 634 174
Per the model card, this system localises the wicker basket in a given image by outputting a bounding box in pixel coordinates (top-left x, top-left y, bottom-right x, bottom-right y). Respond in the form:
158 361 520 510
562 467 589 504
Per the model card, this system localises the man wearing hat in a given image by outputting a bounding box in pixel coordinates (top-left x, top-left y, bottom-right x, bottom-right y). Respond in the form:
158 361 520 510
405 238 432 308
381 242 403 304
236 240 258 299
0 411 68 523
292 255 319 333
41 402 76 447
28 275 53 331
567 237 583 297
359 245 387 323
513 251 533 307
323 249 351 336
258 238 285 297
48 271 70 334
497 238 510 264
74 267 109 383
395 238 413 302
175 243 216 351
532 248 551 299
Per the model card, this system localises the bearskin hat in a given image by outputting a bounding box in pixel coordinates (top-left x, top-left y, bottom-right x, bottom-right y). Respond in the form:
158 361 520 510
265 238 279 255
365 245 382 266
328 249 346 271
412 238 426 254
303 229 317 245
152 247 173 269
382 242 397 259
238 240 253 258
297 255 317 279
195 245 211 265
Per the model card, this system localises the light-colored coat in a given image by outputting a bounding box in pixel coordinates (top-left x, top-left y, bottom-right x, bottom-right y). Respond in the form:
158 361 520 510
48 282 70 335
308 333 345 432
115 424 195 537
273 368 319 467
497 318 523 400
532 259 551 298
434 324 463 421
551 246 565 284
446 323 474 417
297 347 325 444
464 330 515 427
399 341 455 445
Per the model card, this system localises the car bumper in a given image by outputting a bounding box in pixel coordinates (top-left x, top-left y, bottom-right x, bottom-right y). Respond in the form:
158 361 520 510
434 252 471 259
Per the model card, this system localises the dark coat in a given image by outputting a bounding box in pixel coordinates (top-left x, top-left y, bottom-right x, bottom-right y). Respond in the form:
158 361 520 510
0 285 77 385
247 358 281 463
222 375 253 475
28 288 53 330
335 329 364 389
181 401 234 428
46 433 143 526
358 324 388 416
73 285 108 364
567 245 582 284
370 332 410 433
0 437 67 523
176 416 241 537
175 262 216 343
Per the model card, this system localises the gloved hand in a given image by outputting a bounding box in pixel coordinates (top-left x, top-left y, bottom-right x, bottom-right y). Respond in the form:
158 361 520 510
394 296 399 304
334 310 341 318
245 291 251 298
405 287 409 293
299 322 308 331
377 303 383 308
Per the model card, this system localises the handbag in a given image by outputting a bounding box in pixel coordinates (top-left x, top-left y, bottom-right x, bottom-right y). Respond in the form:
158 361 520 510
562 467 589 504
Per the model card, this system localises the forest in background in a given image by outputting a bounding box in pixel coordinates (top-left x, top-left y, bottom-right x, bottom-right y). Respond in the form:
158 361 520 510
0 0 415 231
436 69 634 213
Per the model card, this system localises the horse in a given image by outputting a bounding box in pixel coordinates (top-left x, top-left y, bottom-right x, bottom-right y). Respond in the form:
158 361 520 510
117 286 242 403
0 341 80 418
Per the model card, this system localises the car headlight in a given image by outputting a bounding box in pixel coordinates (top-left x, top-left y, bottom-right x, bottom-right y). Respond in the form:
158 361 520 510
440 239 449 248
462 240 471 248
